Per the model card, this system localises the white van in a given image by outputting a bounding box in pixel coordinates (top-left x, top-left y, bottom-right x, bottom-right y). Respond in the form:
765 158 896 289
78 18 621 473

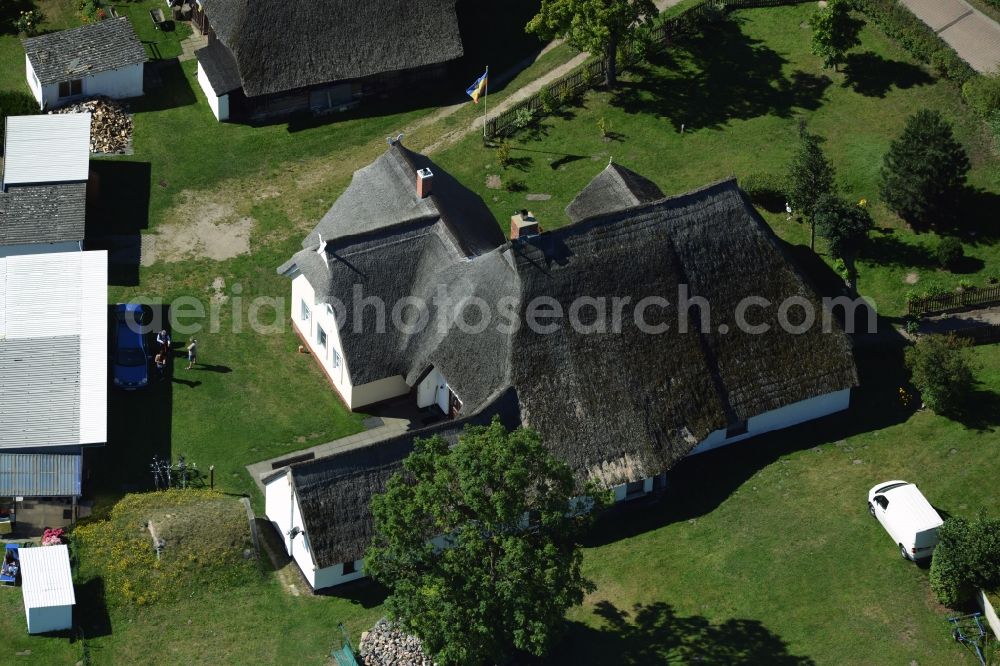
867 480 944 561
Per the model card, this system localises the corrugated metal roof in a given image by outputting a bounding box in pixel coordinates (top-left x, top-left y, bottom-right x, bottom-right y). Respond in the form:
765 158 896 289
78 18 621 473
19 544 76 609
0 250 107 448
0 453 81 496
2 114 91 188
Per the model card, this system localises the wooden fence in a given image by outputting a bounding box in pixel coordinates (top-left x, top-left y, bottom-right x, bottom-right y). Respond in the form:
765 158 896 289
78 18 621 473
952 324 1000 346
484 0 814 139
907 285 1000 316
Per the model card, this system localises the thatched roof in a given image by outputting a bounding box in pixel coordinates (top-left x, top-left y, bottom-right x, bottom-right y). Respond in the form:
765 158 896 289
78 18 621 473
194 40 242 96
22 17 147 86
510 180 857 487
200 0 464 98
565 162 665 224
278 159 858 564
288 388 521 566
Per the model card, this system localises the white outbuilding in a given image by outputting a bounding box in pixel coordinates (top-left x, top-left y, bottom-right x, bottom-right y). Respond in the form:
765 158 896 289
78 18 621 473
22 17 147 110
19 545 75 634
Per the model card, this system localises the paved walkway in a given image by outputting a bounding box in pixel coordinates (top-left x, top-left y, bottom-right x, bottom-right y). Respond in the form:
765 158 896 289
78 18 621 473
178 31 208 63
902 0 1000 73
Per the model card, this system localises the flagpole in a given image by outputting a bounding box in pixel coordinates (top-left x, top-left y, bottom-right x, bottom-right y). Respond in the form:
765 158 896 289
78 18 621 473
483 65 489 139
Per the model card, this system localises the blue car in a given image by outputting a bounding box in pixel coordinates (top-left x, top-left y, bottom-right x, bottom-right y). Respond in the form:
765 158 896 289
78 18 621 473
111 304 151 390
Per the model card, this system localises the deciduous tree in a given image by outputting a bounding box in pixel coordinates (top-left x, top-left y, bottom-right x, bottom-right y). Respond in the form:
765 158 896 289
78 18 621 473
880 109 970 228
809 0 862 71
904 334 976 416
786 129 837 250
366 419 601 666
527 0 658 87
814 195 873 290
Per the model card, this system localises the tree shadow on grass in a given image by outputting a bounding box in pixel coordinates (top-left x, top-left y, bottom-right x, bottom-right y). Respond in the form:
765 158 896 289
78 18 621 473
548 602 814 665
841 51 934 98
946 388 1000 432
610 18 831 131
860 233 938 269
952 187 1000 245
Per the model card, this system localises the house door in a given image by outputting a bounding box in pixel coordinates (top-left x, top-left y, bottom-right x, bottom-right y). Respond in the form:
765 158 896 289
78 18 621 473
449 389 462 420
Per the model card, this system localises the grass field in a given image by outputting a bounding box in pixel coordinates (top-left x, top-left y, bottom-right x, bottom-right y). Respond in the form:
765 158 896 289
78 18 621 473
434 5 1000 317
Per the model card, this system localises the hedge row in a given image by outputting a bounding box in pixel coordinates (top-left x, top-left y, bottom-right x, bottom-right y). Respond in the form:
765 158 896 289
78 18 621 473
851 0 976 85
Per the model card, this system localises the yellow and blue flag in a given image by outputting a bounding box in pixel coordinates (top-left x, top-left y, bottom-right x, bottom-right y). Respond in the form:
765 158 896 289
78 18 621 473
466 69 488 104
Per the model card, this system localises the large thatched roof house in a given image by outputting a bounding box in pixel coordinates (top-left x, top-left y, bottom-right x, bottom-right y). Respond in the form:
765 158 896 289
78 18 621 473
265 140 858 589
192 0 464 122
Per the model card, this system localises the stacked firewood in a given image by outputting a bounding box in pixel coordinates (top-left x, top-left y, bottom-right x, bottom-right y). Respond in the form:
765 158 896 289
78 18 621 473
51 97 133 154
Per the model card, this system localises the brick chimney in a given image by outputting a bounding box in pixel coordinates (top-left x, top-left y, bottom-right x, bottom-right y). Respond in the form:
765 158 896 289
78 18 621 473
416 167 434 199
510 210 540 239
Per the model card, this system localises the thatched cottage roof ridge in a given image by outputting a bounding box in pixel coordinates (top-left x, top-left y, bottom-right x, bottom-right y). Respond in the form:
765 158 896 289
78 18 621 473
306 143 503 258
288 387 522 566
565 161 666 224
201 0 464 98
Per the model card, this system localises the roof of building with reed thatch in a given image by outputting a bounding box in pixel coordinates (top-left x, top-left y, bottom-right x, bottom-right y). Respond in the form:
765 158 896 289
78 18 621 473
565 162 665 224
199 0 464 98
277 155 859 566
286 388 522 566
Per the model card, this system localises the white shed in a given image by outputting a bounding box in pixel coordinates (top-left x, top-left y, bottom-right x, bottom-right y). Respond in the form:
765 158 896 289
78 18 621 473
22 17 147 110
19 545 75 634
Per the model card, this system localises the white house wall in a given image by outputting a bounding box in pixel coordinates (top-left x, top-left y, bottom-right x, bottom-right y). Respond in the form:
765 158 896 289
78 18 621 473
32 63 143 110
291 274 353 404
196 61 229 121
690 388 852 456
25 605 72 634
264 471 365 590
291 274 409 410
25 56 43 108
352 375 410 410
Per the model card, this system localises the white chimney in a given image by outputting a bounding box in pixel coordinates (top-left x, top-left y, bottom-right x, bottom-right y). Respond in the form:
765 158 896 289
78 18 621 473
510 210 539 239
417 167 434 199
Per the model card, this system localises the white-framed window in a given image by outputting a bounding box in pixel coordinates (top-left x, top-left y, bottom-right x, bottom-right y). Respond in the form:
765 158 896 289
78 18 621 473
317 325 328 350
58 79 82 98
300 299 311 324
331 347 341 368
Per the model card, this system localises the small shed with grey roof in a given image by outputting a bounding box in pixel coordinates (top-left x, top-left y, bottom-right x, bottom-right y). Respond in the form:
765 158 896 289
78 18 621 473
22 17 146 110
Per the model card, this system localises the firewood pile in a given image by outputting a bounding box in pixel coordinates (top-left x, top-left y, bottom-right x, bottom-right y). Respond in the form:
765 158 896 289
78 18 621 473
51 97 133 154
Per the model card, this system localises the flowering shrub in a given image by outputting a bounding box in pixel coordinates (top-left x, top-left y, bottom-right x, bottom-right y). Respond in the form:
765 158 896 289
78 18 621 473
14 9 44 36
42 527 66 546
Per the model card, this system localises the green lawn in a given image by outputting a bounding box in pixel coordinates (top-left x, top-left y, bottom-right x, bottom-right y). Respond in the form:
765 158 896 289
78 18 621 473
556 343 1000 664
434 5 1000 317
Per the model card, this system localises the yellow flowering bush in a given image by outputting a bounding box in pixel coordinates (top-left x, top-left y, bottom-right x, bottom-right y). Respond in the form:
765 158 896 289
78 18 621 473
73 490 259 607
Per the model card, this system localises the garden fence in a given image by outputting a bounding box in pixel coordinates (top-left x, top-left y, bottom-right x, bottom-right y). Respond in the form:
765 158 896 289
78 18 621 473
907 285 1000 316
951 324 1000 346
484 0 814 139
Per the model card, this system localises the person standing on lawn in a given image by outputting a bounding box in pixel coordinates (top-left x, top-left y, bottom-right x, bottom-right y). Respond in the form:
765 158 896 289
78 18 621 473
186 338 198 369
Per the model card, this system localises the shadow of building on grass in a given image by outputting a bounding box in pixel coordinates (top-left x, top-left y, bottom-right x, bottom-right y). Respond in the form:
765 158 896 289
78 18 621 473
84 160 152 287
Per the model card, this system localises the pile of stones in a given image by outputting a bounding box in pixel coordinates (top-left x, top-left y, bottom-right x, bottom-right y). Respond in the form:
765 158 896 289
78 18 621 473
359 618 434 666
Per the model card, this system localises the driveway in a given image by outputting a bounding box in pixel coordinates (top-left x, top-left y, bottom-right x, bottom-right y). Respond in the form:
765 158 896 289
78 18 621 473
901 0 1000 73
